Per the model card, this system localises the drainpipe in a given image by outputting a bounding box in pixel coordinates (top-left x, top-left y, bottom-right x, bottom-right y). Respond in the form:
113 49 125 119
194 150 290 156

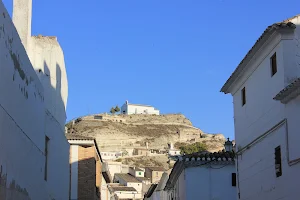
209 166 212 200
236 156 241 199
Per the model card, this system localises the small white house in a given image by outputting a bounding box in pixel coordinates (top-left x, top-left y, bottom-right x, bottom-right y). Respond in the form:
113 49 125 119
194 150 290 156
108 185 138 200
114 173 143 199
221 14 300 200
164 151 236 200
121 100 160 115
168 143 181 156
100 151 122 161
129 167 145 177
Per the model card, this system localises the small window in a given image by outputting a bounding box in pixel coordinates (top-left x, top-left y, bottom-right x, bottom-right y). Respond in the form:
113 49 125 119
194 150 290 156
44 136 50 181
241 87 246 106
139 172 142 175
271 53 277 76
275 146 282 177
232 173 236 186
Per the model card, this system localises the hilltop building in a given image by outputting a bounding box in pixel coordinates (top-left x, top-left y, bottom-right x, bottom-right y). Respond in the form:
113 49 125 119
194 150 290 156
221 14 300 200
0 0 69 199
121 100 160 115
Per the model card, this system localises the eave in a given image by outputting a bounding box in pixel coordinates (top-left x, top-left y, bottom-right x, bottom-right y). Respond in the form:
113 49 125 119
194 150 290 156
273 78 300 104
220 22 296 94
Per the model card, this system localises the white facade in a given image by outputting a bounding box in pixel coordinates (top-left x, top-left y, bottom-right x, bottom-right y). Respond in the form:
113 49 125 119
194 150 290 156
129 167 145 177
168 149 181 156
121 100 160 115
0 0 69 199
105 161 124 179
165 160 236 200
101 151 122 161
221 15 300 200
114 174 143 198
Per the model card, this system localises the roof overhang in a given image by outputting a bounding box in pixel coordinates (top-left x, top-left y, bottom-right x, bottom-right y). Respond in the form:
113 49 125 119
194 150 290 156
68 139 103 162
273 78 300 104
220 22 296 94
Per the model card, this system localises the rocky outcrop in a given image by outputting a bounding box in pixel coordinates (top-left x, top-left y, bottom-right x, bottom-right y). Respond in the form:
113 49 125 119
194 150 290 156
66 114 226 153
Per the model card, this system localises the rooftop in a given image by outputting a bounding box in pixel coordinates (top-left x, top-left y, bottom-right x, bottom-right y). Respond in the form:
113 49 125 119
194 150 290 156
146 166 166 171
109 186 137 192
273 77 300 104
144 184 158 198
114 173 141 183
220 19 297 93
165 151 235 190
130 167 143 171
65 134 95 140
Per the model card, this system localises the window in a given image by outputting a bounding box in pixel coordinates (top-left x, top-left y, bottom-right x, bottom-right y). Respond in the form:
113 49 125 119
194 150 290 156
275 146 282 177
271 53 277 76
232 173 236 186
139 172 142 175
241 87 246 106
44 136 50 181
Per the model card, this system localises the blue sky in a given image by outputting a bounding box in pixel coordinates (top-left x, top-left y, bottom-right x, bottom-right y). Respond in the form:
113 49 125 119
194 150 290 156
3 0 300 140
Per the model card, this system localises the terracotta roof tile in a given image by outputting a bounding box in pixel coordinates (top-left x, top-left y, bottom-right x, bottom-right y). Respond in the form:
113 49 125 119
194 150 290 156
66 134 95 140
164 151 235 190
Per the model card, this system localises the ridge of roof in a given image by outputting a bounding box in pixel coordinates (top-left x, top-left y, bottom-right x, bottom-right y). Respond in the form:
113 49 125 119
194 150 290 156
220 21 296 94
144 184 158 198
164 151 235 190
66 134 95 140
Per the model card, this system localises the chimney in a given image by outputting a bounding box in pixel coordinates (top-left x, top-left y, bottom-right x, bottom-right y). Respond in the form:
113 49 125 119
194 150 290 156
12 0 32 51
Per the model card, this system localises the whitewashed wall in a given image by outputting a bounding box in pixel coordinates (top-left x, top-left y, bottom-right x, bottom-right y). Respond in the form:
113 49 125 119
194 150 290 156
28 36 68 128
0 1 46 199
230 16 300 200
121 104 159 115
185 165 236 200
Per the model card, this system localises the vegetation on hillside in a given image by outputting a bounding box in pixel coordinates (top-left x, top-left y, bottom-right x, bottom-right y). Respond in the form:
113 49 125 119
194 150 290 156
110 106 120 114
176 142 208 154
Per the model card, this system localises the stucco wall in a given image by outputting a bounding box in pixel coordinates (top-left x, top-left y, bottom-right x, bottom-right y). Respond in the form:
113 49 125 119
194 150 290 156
185 164 236 200
28 36 68 128
233 38 285 149
0 1 47 199
45 113 70 200
121 104 160 115
229 17 300 200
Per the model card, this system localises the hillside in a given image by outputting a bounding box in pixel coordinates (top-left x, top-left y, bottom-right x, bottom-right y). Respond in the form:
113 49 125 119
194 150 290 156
66 113 226 154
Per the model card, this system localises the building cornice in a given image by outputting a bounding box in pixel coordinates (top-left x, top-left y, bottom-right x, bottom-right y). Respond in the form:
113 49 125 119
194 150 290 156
221 22 296 94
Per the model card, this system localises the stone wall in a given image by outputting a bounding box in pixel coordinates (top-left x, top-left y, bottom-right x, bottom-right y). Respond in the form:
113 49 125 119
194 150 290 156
81 113 192 126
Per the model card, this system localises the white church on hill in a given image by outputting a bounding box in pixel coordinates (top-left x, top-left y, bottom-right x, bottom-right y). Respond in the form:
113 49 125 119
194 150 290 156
121 101 160 115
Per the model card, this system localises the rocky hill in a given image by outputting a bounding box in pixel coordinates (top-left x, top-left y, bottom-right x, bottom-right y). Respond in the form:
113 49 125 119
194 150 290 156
66 113 226 154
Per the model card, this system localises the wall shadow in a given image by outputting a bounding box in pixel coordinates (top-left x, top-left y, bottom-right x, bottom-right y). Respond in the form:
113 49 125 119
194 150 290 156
70 157 100 200
42 60 65 127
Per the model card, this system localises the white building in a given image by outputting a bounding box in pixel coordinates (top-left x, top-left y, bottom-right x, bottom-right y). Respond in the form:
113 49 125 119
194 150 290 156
221 15 300 200
121 100 160 115
129 167 145 178
0 0 69 199
164 151 236 200
100 151 122 161
114 173 143 199
168 143 181 156
144 172 169 200
108 185 139 200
